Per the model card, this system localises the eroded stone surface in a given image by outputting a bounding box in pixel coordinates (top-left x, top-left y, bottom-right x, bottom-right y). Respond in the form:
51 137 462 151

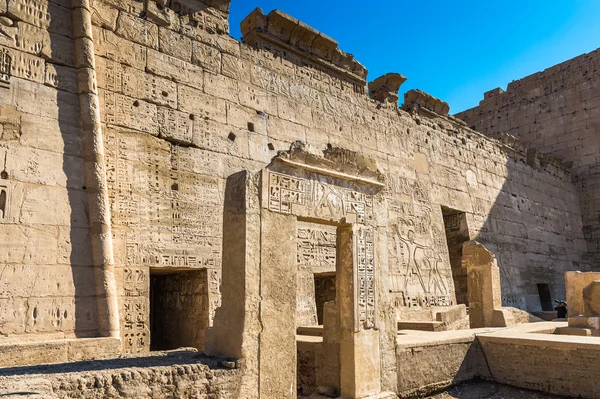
0 1 597 398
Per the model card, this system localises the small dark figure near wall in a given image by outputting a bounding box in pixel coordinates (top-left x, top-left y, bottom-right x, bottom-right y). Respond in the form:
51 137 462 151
554 300 568 319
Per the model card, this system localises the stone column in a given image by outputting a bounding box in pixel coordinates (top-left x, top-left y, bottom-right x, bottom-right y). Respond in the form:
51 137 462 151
71 0 120 338
338 225 381 398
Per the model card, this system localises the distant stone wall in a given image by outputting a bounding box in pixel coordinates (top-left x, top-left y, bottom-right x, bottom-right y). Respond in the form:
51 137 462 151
456 48 600 268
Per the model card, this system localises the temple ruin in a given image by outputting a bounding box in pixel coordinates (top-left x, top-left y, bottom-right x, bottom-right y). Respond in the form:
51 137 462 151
0 0 599 398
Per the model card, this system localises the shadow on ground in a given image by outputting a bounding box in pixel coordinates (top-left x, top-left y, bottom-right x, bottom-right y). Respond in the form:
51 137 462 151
427 380 571 399
0 350 228 377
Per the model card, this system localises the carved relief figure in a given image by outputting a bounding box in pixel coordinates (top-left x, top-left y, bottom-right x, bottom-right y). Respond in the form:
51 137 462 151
394 227 428 292
315 183 344 219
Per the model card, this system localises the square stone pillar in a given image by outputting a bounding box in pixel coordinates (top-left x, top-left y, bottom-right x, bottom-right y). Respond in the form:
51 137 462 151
258 210 297 398
462 241 502 328
338 225 381 398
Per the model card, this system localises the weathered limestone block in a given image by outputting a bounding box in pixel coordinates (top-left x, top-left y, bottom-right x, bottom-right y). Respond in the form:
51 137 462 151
369 73 407 104
90 0 119 30
93 26 146 70
99 90 158 135
44 63 78 93
192 40 222 74
19 186 89 228
583 280 600 316
145 1 173 27
159 26 192 62
403 89 450 116
7 0 72 38
96 57 177 109
178 84 226 123
204 71 239 103
565 271 600 316
19 114 81 155
147 48 203 89
0 46 44 83
115 12 158 49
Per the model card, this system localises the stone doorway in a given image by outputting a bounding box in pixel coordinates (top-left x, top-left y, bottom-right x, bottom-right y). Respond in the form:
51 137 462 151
537 283 553 311
149 269 209 351
441 207 470 305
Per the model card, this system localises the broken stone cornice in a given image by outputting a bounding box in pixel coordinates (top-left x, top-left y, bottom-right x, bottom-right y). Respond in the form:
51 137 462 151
402 89 450 116
274 141 385 187
240 8 367 85
368 73 407 104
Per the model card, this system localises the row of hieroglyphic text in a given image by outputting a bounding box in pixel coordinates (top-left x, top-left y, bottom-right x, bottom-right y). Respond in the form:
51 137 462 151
296 222 337 326
356 226 375 329
0 49 11 87
267 170 374 224
105 130 222 271
121 267 150 353
297 222 337 273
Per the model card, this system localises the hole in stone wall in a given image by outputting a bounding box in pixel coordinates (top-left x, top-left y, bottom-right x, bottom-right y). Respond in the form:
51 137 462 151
247 122 254 132
150 269 209 351
0 187 6 219
133 100 140 107
441 206 469 306
267 143 275 151
537 283 553 311
228 132 236 141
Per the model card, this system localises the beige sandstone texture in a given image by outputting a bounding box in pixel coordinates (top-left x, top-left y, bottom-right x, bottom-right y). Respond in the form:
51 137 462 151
0 0 598 398
456 49 600 268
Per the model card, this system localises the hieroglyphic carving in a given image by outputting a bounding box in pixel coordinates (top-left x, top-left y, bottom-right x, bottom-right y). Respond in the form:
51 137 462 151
123 267 148 297
122 297 149 353
208 269 221 323
105 130 222 271
356 226 375 329
389 220 452 306
0 49 11 86
297 223 337 271
267 170 374 223
397 292 453 308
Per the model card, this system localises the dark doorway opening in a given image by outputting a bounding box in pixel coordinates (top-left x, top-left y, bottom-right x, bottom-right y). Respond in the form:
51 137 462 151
149 269 208 351
537 283 553 311
314 273 336 325
441 207 470 305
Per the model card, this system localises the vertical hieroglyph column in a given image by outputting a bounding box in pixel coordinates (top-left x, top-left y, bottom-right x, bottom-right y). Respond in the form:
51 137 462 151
71 0 120 338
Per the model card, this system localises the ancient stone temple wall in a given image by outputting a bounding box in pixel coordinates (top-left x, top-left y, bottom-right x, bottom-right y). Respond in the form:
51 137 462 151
0 0 101 341
0 0 592 366
456 48 600 267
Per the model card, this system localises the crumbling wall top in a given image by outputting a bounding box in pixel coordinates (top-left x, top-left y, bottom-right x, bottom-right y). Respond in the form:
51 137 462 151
368 73 407 104
274 141 385 187
240 8 367 85
402 89 450 116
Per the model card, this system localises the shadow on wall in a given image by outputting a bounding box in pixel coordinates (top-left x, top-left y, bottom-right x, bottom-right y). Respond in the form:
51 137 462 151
471 145 585 312
54 7 97 338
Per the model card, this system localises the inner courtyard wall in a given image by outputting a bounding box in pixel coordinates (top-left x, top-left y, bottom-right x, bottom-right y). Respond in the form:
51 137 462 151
0 0 591 355
456 48 600 267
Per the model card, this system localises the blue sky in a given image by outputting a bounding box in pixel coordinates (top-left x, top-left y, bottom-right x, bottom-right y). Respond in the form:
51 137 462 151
229 1 600 113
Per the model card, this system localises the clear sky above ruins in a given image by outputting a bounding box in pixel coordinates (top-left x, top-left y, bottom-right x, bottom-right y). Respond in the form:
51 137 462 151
229 0 600 113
